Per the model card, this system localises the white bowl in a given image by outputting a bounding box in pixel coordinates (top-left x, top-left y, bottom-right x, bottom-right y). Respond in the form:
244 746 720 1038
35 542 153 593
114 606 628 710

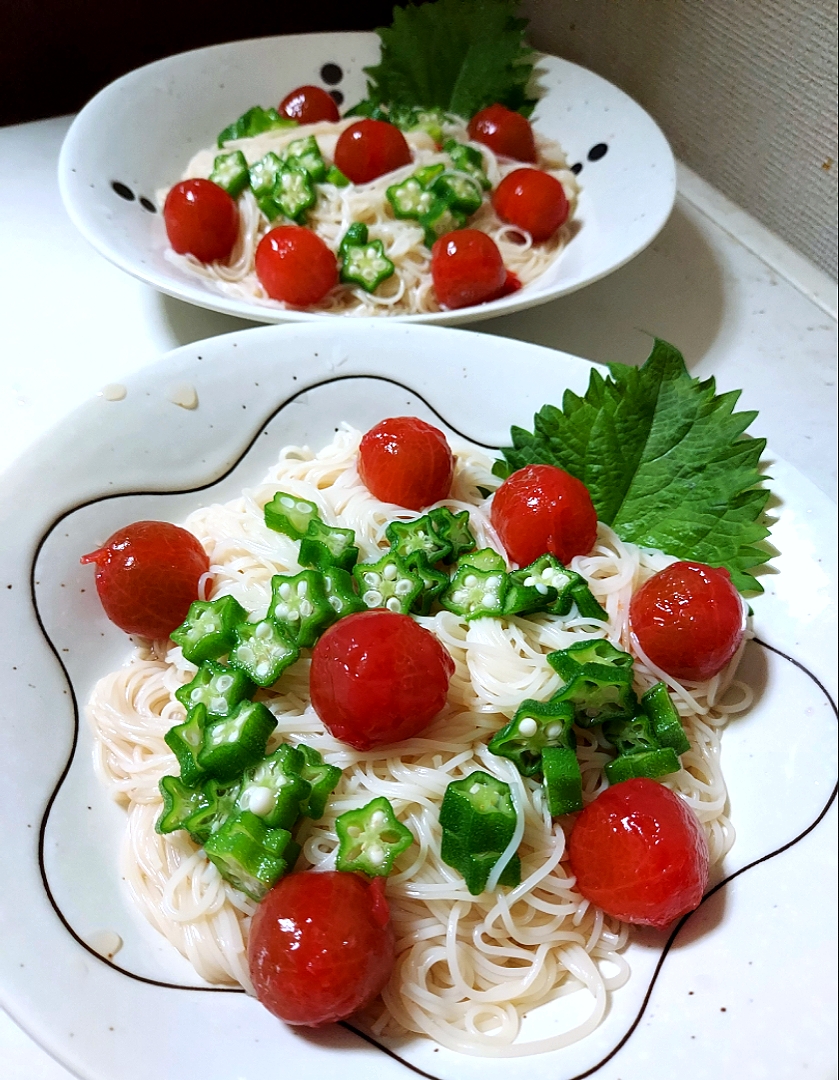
58 31 676 325
0 322 835 1080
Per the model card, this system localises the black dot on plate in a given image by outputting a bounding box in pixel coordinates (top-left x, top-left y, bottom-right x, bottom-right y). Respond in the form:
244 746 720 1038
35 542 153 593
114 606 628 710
111 181 135 201
588 143 608 162
329 89 344 106
320 63 343 85
570 162 583 175
139 197 156 213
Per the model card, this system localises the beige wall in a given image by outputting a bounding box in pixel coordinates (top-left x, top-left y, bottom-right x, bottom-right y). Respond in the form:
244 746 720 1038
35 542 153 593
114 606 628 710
523 0 838 279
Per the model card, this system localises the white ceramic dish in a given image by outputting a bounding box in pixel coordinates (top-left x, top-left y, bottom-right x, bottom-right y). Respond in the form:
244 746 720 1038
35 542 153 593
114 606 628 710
0 323 835 1080
57 31 676 327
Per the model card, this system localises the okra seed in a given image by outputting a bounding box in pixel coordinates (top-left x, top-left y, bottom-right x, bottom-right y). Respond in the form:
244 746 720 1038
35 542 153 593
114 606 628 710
364 590 383 607
383 563 398 581
256 661 271 679
247 787 274 817
464 574 478 588
370 811 387 828
524 576 536 587
279 583 292 601
363 572 380 587
295 501 311 513
299 600 313 618
482 591 497 606
536 583 549 595
546 723 563 739
280 497 295 509
386 597 401 612
255 622 272 640
297 581 309 598
368 846 385 866
347 825 361 838
518 717 538 737
395 579 413 596
216 675 234 692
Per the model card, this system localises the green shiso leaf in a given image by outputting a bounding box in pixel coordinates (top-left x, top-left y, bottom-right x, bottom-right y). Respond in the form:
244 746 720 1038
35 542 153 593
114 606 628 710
354 0 537 119
494 340 772 593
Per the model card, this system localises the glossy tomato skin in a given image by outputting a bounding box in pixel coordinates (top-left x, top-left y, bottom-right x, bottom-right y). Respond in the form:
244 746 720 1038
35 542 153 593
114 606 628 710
80 521 209 639
568 778 709 929
334 119 412 184
163 179 239 263
490 464 598 567
310 610 454 750
255 225 337 307
430 229 507 310
249 871 395 1026
629 561 745 682
278 84 340 124
492 168 569 241
468 104 537 162
358 416 454 510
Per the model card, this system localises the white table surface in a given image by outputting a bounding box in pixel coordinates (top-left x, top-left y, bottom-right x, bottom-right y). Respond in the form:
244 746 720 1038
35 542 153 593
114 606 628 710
0 115 836 1080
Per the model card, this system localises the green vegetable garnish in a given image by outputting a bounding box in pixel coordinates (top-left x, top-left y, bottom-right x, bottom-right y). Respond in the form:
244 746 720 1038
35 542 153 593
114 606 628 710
350 0 536 120
493 340 771 593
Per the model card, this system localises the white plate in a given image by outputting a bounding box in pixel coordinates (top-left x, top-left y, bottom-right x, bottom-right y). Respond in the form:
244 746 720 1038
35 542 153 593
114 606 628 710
57 31 676 327
0 323 835 1080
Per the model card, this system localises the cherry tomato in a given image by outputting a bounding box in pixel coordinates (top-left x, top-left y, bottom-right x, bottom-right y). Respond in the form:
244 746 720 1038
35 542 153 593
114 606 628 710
502 270 522 296
278 84 340 124
468 104 537 162
430 229 507 310
163 179 239 263
333 119 412 184
568 778 709 929
492 168 569 241
254 225 337 307
490 464 598 567
310 610 454 750
358 416 454 510
249 871 395 1026
629 561 745 682
80 521 209 639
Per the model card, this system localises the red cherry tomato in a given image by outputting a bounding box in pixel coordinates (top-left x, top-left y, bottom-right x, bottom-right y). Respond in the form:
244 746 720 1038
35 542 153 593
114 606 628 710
163 179 239 263
568 778 710 929
490 464 598 567
492 168 569 241
358 416 454 510
80 521 209 639
629 561 745 682
249 871 395 1026
333 119 412 184
430 229 507 310
255 225 337 307
278 84 340 124
310 610 454 750
468 104 537 162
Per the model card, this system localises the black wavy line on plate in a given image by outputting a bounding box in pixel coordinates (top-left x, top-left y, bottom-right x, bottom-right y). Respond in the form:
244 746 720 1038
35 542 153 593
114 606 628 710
28 375 838 1077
